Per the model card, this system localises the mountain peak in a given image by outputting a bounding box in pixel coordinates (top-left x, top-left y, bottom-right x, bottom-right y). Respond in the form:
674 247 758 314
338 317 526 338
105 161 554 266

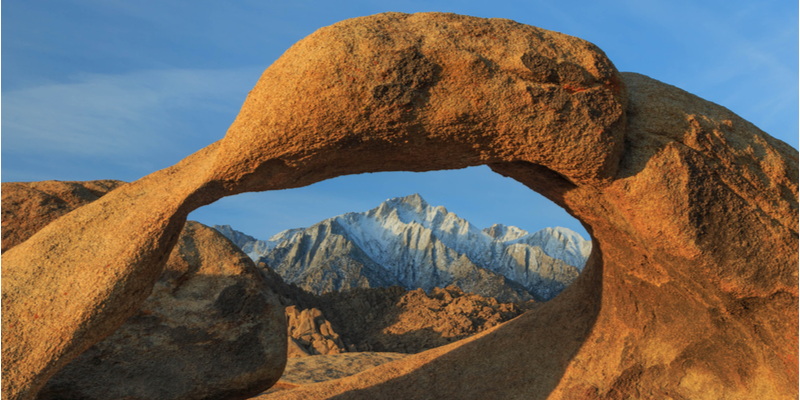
377 194 439 226
388 193 427 210
483 223 529 242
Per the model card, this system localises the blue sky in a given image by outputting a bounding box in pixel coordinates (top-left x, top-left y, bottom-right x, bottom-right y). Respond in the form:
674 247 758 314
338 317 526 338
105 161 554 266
3 0 797 241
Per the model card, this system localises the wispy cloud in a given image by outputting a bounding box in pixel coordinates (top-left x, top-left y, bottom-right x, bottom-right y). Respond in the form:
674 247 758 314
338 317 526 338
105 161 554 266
3 67 263 159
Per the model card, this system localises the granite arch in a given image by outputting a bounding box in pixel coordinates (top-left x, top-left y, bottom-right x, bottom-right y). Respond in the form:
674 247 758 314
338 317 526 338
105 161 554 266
3 12 797 400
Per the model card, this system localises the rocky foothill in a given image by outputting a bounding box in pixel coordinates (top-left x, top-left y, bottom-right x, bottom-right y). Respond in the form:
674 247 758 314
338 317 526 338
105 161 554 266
264 260 537 357
310 285 535 354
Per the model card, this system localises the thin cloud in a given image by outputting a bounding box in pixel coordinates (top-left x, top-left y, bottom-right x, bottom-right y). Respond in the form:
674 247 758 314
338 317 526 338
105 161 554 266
2 67 262 159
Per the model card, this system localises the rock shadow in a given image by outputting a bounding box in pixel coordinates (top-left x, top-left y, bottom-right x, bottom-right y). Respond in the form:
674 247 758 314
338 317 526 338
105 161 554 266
322 239 604 400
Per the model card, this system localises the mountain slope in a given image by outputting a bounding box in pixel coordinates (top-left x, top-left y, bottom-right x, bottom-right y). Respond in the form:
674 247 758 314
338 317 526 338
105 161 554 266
214 194 591 301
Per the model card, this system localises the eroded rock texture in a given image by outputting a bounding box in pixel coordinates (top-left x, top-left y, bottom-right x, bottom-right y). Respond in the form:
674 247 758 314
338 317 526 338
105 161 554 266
2 12 796 400
271 272 535 356
269 73 798 400
286 306 347 357
36 221 286 400
0 180 126 252
1 182 287 400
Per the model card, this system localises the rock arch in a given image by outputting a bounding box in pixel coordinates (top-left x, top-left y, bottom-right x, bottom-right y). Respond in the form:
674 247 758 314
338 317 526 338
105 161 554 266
2 12 797 400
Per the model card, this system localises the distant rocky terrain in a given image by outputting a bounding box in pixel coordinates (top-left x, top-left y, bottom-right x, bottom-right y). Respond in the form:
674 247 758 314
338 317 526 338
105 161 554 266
216 193 591 301
261 261 536 356
313 285 536 354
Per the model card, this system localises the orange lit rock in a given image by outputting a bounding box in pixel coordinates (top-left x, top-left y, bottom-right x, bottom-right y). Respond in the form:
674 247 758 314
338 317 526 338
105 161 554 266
1 180 125 252
285 306 347 357
1 185 286 400
2 12 796 400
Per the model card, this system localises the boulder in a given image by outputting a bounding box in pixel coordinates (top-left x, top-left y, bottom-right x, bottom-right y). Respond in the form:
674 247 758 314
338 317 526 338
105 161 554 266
285 306 346 357
1 182 286 400
2 143 228 400
36 221 286 400
2 12 796 400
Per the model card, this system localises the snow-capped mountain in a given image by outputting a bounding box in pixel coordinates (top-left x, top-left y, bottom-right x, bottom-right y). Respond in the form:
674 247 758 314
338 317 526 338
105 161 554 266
214 194 592 301
213 225 304 262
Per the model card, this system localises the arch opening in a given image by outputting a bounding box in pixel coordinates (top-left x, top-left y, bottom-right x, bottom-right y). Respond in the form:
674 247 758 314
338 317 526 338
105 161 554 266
190 165 594 304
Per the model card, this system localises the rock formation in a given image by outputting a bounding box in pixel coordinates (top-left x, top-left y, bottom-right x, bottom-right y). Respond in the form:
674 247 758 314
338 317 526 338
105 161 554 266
1 182 287 400
315 285 535 354
262 71 799 400
1 180 125 252
285 306 347 357
270 269 535 355
3 12 796 400
35 221 287 400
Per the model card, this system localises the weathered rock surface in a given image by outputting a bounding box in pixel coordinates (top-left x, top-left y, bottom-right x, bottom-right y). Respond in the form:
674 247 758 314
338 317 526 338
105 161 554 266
265 263 534 356
262 72 799 400
3 143 227 400
36 221 287 400
3 12 796 400
1 182 287 399
285 306 347 357
1 180 125 252
313 285 535 354
254 352 409 398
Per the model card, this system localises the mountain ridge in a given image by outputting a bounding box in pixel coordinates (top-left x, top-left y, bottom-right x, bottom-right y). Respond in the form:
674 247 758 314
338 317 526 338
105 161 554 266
214 194 591 301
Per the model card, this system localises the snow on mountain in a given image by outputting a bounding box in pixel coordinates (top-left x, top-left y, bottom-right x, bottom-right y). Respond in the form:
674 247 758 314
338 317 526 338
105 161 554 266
212 225 303 261
214 194 592 301
483 223 529 242
512 227 592 271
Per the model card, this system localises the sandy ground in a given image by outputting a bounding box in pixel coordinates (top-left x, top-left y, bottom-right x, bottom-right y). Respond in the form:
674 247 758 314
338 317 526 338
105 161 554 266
251 352 409 398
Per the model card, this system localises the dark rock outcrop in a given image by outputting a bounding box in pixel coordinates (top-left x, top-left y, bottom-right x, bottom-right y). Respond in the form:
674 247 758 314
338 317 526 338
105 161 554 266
36 221 287 400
